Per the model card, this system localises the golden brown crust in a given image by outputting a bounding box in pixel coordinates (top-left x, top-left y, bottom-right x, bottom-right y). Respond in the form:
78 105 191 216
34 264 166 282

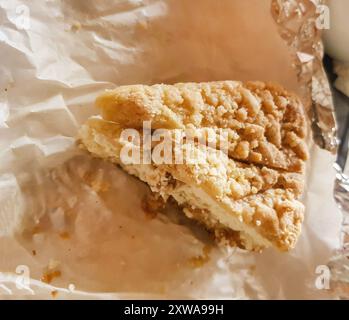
78 118 305 251
79 80 308 252
97 81 308 172
78 118 304 198
182 188 304 252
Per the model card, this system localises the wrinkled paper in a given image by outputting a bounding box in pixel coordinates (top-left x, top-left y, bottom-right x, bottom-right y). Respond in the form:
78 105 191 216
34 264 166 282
0 0 343 299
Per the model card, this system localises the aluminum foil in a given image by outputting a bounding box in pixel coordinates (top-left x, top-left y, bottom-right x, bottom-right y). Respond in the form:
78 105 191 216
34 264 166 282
272 0 337 151
331 167 349 299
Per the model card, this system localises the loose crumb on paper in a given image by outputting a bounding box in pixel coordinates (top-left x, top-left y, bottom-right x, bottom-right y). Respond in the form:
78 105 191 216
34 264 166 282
70 21 81 32
41 270 62 284
31 225 42 235
188 245 212 268
59 231 70 240
83 171 110 193
136 20 148 31
41 259 62 284
141 194 165 220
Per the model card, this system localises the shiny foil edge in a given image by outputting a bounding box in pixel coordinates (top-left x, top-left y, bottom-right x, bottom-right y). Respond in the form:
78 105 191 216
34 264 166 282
271 0 337 152
330 166 349 299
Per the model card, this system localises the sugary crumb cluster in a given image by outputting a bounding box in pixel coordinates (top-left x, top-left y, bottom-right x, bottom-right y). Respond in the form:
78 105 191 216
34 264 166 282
79 80 308 252
98 81 308 172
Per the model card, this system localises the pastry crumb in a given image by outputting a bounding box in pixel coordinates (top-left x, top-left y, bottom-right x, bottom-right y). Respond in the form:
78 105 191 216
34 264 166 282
59 231 70 240
41 270 61 284
188 245 212 268
141 194 165 219
71 21 81 32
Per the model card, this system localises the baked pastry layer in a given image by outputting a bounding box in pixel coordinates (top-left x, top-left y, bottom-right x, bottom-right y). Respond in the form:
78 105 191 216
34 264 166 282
78 118 305 251
97 81 308 172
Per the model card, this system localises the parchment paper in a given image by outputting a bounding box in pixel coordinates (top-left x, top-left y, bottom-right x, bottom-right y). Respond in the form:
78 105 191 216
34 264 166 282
0 0 343 299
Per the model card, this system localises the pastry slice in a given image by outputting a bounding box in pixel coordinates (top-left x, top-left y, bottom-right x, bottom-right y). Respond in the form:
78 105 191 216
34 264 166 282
96 81 308 172
78 118 304 251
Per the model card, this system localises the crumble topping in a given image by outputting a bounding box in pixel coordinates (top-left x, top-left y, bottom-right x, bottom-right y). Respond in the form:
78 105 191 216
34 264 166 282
78 80 308 252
